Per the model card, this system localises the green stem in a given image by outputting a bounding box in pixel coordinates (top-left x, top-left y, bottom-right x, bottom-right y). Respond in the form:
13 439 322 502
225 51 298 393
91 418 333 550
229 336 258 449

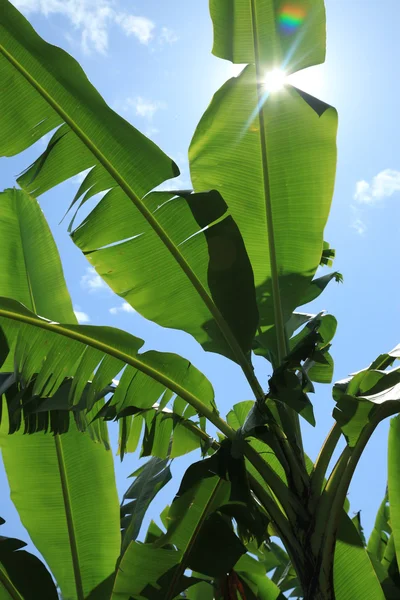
249 476 304 575
309 423 342 510
243 442 308 523
312 419 381 596
0 43 264 404
54 435 84 600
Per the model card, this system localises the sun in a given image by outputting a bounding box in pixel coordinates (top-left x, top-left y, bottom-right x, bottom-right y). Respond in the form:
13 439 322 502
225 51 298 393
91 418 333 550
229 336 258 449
228 63 325 98
263 68 287 93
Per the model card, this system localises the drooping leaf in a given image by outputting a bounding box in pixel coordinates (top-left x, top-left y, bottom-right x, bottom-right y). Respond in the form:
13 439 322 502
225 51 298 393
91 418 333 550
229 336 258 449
120 456 172 555
1 3 259 367
0 518 58 600
0 297 218 432
190 66 338 364
209 0 327 73
333 348 400 446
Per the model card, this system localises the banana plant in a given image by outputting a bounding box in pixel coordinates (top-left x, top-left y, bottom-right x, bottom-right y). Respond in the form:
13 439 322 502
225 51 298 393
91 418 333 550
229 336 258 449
0 1 399 599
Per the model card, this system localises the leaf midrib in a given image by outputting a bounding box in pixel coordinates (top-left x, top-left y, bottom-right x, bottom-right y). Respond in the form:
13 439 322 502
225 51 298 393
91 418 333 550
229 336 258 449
248 0 287 365
0 301 233 439
0 37 263 401
54 435 85 600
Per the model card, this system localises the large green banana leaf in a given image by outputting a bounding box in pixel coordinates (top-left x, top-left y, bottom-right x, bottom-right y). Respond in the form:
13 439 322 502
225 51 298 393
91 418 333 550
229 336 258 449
0 414 121 600
0 297 219 431
0 1 259 372
210 0 327 72
0 189 121 599
190 65 338 363
0 189 74 353
333 514 385 600
388 416 400 571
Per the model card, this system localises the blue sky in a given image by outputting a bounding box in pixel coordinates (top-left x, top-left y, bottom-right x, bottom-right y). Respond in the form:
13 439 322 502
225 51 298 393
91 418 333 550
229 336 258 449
1 0 400 558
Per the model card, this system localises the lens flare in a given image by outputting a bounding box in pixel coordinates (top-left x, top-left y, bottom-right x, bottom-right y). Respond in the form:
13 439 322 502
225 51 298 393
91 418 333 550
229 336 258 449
263 68 287 93
278 4 306 35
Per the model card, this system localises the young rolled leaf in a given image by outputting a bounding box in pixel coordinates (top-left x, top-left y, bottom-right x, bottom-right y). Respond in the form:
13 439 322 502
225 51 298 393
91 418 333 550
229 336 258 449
190 66 338 364
210 0 327 73
0 3 260 371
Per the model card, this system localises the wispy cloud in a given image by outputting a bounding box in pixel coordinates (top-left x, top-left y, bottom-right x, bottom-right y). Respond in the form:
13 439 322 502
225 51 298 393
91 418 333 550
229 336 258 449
115 14 154 44
11 0 157 54
80 267 107 292
124 96 166 121
74 306 91 323
351 217 367 236
354 169 400 204
351 169 400 234
160 27 178 45
109 302 135 315
350 203 367 236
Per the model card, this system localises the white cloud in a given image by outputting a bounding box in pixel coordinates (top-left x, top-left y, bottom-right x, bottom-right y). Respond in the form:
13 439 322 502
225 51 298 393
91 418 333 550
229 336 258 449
80 267 107 292
350 204 367 236
160 27 178 44
125 96 165 121
109 302 135 315
115 14 154 44
354 169 400 204
11 0 156 54
74 308 91 323
351 218 367 236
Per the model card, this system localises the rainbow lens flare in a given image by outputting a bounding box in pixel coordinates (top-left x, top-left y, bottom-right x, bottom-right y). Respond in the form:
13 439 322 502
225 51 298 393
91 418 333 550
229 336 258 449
278 4 306 35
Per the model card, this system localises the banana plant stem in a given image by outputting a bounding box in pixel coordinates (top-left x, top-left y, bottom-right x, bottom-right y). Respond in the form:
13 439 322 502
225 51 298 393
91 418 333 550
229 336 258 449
309 423 342 510
311 419 380 595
